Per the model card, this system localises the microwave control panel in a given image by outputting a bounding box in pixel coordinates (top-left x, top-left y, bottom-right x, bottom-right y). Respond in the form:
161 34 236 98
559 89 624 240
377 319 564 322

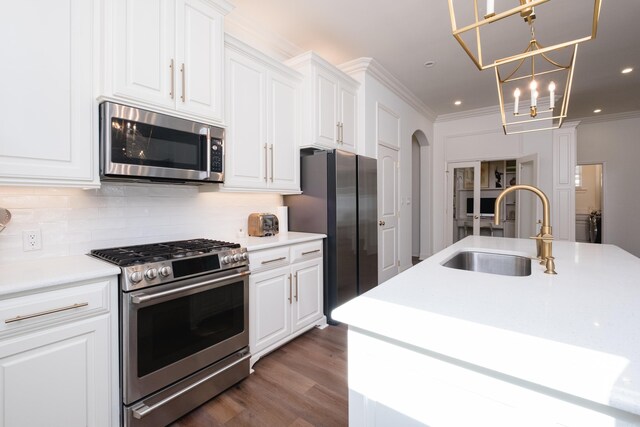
211 139 223 173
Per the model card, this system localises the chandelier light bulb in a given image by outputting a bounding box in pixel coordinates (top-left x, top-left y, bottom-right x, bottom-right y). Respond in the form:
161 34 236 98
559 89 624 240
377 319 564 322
513 88 521 115
486 0 495 16
548 81 556 109
530 80 538 108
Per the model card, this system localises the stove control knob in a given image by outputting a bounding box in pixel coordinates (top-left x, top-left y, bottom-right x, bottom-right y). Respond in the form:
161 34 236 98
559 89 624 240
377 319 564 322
241 252 248 261
233 253 243 262
221 255 233 264
130 271 143 284
159 266 172 277
145 268 158 280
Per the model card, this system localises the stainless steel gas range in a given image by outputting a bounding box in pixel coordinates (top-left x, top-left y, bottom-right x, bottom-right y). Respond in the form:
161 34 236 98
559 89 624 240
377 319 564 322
91 239 250 427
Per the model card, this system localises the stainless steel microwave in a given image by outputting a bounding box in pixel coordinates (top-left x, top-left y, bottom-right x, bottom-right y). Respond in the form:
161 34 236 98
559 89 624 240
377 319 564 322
99 102 224 184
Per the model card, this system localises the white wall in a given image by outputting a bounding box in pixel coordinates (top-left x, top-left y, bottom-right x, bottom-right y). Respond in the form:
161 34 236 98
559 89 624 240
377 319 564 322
0 184 282 263
432 108 554 252
577 114 640 257
346 64 434 271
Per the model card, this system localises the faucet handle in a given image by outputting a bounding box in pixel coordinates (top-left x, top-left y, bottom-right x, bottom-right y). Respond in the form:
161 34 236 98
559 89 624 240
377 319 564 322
529 233 553 243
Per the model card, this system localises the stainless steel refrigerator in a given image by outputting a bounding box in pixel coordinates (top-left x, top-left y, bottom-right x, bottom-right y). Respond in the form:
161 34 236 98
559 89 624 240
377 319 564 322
284 149 378 323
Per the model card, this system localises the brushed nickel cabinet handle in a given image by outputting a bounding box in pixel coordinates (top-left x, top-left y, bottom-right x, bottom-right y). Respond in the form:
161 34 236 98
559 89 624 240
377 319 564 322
269 144 274 182
288 274 292 304
180 63 186 102
169 59 175 99
264 143 268 182
261 256 286 265
340 122 344 144
302 249 320 255
294 272 298 302
5 302 89 324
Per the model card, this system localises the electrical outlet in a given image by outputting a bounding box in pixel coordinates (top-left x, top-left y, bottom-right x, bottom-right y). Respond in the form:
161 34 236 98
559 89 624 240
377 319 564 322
22 229 42 251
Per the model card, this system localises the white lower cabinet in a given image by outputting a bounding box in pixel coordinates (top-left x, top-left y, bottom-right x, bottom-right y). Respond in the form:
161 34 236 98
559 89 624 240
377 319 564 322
249 239 326 368
0 277 118 427
0 317 110 427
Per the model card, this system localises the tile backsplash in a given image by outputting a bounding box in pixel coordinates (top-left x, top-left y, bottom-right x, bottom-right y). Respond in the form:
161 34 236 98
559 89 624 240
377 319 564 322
0 184 282 263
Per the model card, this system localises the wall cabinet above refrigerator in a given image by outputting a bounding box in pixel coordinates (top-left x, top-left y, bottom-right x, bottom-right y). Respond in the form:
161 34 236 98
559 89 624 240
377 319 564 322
286 52 359 154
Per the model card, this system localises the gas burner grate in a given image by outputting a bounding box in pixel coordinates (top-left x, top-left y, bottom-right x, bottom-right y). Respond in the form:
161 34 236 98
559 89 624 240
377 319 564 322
90 238 241 267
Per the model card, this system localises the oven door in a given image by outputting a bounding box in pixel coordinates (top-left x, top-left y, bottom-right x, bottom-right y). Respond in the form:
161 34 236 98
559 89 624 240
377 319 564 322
122 268 249 404
100 102 217 182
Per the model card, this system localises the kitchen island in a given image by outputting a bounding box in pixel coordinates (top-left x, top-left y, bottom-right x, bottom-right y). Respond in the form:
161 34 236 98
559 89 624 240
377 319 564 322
333 236 640 426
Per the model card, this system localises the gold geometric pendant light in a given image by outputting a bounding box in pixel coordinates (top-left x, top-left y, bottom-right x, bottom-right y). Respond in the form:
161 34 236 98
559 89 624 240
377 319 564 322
447 0 602 70
495 26 578 134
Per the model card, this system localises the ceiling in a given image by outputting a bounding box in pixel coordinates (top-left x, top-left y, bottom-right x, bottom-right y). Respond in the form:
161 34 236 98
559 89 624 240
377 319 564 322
227 0 640 120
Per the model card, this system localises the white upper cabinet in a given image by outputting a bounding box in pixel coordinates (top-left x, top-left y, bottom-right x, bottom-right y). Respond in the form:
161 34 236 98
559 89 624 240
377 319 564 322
105 0 231 124
286 52 359 153
0 0 98 187
223 36 301 193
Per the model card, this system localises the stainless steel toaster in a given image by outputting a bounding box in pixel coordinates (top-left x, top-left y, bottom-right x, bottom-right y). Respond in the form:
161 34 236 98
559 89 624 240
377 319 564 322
248 213 279 237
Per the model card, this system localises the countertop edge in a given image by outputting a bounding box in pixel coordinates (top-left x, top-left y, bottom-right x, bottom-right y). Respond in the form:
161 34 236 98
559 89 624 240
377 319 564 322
0 255 120 298
241 232 326 251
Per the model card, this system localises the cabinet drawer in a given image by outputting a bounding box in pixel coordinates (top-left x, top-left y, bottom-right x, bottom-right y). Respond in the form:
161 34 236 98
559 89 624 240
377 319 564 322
291 240 323 264
0 280 111 337
249 246 291 273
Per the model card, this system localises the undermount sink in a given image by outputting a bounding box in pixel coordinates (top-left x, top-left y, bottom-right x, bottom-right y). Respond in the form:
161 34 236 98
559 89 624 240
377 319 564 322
442 250 532 277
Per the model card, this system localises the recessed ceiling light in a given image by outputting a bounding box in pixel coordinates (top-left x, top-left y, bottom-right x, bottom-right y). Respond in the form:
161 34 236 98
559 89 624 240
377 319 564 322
454 100 462 106
621 67 633 74
593 109 602 113
424 61 437 68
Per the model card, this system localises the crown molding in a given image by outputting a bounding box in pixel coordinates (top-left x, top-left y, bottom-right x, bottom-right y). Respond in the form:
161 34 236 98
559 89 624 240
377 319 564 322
435 104 502 123
224 34 303 81
339 57 436 123
572 110 640 125
225 14 303 62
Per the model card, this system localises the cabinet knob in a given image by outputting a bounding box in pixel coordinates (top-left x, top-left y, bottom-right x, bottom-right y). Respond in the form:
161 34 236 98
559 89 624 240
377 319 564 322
379 220 385 226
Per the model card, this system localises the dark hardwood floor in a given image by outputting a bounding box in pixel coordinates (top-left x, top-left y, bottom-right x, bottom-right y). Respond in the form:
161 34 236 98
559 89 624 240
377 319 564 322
171 324 348 427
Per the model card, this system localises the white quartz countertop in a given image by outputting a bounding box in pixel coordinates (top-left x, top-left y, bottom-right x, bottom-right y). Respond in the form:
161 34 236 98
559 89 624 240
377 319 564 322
0 255 120 298
239 231 326 251
332 236 640 416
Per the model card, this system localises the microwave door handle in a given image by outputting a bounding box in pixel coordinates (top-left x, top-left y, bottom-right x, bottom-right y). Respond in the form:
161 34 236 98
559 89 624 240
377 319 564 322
205 127 211 179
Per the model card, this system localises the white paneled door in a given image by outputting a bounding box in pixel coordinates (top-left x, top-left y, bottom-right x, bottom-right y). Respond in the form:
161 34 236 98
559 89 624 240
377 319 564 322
378 145 399 283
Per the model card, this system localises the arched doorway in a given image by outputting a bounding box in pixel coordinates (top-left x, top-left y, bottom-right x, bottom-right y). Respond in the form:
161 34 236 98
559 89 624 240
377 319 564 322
412 129 430 263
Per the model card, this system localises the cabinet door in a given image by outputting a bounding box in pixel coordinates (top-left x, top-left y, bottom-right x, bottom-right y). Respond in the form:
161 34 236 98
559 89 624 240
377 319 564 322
175 0 224 122
314 68 339 148
291 258 323 333
224 51 268 189
0 0 96 186
250 266 291 354
0 316 112 427
268 72 300 191
113 0 175 108
339 82 358 153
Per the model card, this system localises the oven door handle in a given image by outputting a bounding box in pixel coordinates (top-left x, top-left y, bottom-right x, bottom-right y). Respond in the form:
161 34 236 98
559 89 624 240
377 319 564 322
132 351 251 420
130 271 250 305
